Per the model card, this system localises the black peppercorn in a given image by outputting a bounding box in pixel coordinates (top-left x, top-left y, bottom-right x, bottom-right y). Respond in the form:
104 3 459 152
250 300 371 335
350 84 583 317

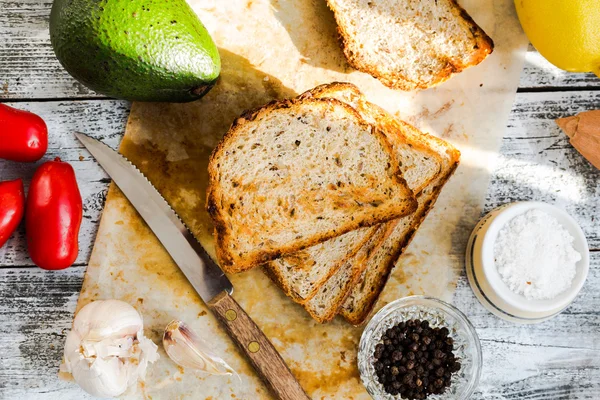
451 362 461 372
371 318 461 399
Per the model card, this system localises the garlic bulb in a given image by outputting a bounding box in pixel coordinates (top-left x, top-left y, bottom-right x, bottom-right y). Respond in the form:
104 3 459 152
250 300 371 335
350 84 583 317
163 320 235 375
60 300 159 398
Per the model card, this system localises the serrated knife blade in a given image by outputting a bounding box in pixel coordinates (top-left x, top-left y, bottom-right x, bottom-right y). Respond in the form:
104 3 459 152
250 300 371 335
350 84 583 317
75 131 309 400
74 131 233 302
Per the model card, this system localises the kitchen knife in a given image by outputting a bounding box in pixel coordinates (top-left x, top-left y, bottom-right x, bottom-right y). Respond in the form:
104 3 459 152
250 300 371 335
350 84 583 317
75 132 309 400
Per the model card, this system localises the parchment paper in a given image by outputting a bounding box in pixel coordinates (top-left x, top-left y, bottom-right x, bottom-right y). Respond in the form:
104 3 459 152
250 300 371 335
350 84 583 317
71 1 528 398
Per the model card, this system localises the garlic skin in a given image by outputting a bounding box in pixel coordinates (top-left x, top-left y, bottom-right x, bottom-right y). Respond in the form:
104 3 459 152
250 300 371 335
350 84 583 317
61 300 159 398
163 320 235 375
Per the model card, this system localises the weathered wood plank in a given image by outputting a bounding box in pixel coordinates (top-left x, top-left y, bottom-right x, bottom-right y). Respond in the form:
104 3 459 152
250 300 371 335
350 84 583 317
486 90 600 250
0 0 98 99
0 254 597 399
0 91 597 268
0 100 129 267
0 266 92 399
519 45 600 90
453 251 600 399
0 1 598 101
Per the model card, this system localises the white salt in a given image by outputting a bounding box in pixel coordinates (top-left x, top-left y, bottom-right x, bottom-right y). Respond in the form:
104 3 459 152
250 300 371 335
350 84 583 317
493 209 581 300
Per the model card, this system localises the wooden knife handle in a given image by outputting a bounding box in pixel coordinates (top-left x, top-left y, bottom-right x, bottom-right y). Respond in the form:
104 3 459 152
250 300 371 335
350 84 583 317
207 291 310 400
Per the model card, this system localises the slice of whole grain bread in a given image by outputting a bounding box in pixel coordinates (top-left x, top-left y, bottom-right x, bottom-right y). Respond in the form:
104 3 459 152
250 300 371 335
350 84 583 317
207 97 417 273
302 224 387 322
265 226 377 304
293 83 456 322
327 0 494 90
265 83 449 322
340 134 460 325
302 83 444 194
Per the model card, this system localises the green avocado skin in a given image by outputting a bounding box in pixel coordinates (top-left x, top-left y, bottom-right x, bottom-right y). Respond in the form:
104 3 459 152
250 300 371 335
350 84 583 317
50 0 220 102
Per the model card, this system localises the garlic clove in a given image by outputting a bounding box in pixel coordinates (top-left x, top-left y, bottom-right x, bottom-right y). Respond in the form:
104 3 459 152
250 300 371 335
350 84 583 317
163 320 235 375
70 355 129 399
61 300 159 398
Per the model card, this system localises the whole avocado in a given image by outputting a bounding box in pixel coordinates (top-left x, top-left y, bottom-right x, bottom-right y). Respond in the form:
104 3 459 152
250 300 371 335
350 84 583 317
50 0 220 102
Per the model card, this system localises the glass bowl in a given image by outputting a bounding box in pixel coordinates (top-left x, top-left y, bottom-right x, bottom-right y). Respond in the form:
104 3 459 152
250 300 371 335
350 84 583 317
358 296 482 399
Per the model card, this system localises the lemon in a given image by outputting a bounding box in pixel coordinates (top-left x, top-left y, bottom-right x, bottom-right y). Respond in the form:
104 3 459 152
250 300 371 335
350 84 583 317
515 0 600 77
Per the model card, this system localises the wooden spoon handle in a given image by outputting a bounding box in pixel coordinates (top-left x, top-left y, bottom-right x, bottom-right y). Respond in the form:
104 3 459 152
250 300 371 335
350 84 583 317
208 291 310 400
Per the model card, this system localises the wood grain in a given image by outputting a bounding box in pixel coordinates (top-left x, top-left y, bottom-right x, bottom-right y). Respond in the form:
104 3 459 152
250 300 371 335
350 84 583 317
520 46 600 91
0 0 99 100
453 251 600 399
1 93 599 398
1 1 600 397
0 1 598 101
0 99 129 267
208 291 310 400
0 254 598 399
484 90 600 250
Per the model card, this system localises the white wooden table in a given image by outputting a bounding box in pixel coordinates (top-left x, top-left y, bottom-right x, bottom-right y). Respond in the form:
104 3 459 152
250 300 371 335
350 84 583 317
1 2 599 399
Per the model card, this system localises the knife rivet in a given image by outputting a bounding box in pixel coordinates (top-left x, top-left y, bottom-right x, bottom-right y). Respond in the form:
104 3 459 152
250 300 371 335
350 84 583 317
225 309 237 321
248 341 260 353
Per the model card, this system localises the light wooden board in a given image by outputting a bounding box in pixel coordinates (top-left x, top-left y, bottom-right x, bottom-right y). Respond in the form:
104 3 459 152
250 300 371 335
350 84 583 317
519 46 599 90
1 90 599 398
485 90 600 250
0 100 129 267
1 91 597 269
1 256 597 399
0 0 597 101
1 0 600 398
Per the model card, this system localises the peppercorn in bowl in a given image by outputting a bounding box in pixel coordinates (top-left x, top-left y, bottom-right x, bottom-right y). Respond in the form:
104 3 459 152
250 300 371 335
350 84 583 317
358 296 482 400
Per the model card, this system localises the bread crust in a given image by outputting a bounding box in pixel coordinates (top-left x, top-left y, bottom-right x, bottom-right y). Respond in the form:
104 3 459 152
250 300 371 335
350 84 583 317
340 151 460 325
327 0 494 90
265 83 453 323
207 97 417 273
304 224 388 323
263 226 377 304
301 82 444 194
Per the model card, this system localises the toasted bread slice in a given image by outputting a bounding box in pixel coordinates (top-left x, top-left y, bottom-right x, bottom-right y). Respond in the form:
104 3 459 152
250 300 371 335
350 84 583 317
265 226 377 303
327 0 494 90
341 135 460 325
302 83 444 194
293 83 453 322
207 97 417 272
302 224 387 322
265 83 447 321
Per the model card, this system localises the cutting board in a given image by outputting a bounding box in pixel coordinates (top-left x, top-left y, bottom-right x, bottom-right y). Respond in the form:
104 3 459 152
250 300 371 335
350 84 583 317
68 0 528 398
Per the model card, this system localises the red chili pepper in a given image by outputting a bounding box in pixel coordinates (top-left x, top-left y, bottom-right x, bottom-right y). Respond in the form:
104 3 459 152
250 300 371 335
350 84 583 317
26 158 82 270
0 179 25 249
0 104 48 162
